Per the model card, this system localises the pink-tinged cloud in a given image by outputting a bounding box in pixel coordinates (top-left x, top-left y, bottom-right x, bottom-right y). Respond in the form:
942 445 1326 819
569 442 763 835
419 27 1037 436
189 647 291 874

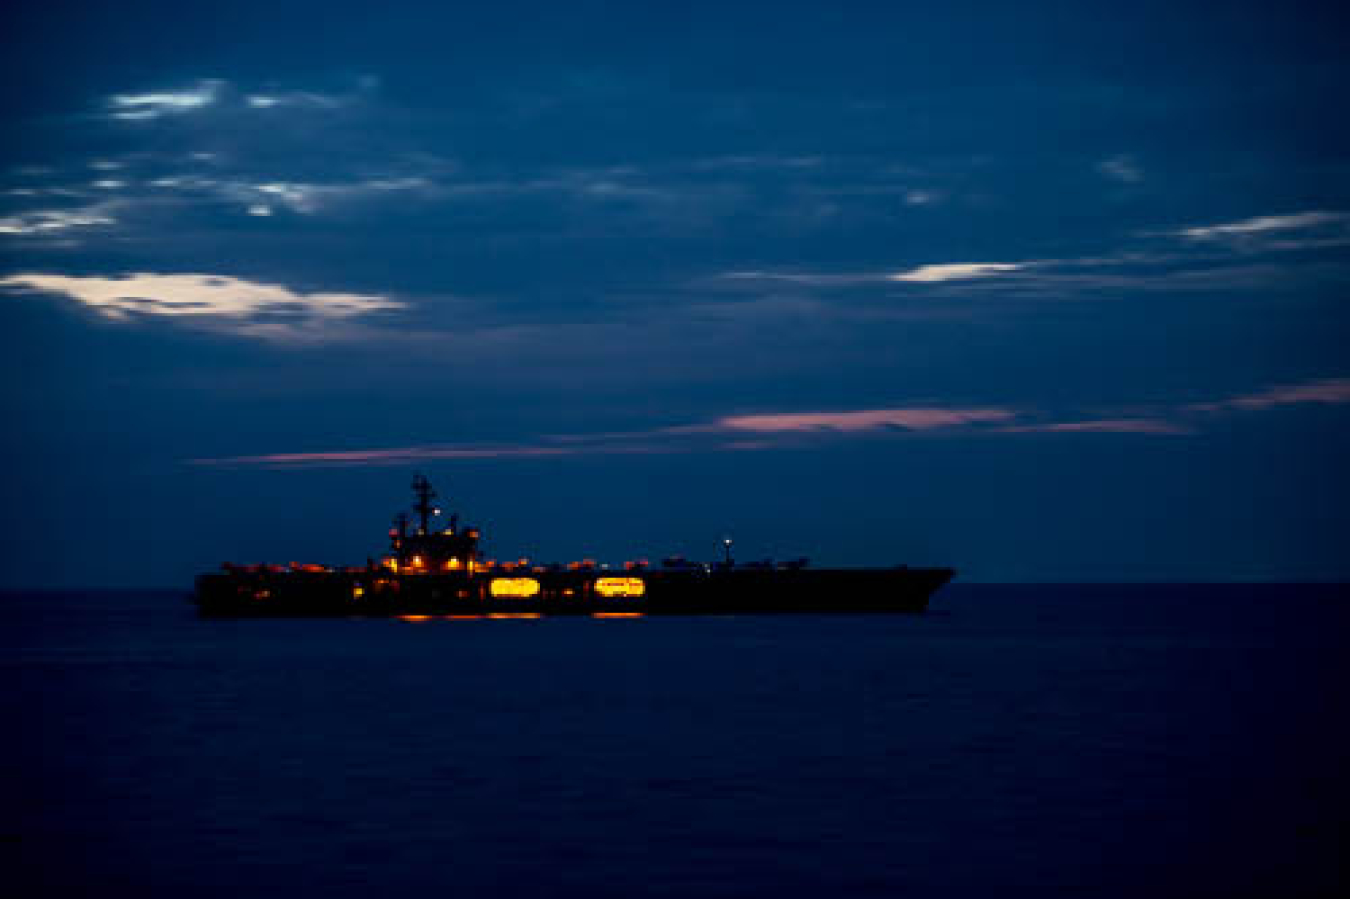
1001 418 1192 435
193 444 578 468
192 403 1222 470
718 407 1018 432
1188 378 1350 413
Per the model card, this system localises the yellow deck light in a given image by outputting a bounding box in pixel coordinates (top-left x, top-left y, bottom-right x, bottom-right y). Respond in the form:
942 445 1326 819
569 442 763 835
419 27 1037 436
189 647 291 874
594 577 646 598
489 577 542 598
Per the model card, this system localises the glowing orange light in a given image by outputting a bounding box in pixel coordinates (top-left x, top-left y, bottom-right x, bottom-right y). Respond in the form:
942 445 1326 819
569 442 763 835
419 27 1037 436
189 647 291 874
443 557 462 571
489 577 541 598
487 612 543 619
352 586 365 599
594 577 646 598
592 612 645 619
444 614 484 620
398 615 432 622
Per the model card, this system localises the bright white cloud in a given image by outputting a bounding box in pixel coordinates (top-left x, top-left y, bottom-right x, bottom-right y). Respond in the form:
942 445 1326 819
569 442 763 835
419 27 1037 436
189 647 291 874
0 205 116 235
1178 211 1347 240
109 80 223 120
889 263 1023 283
0 272 403 339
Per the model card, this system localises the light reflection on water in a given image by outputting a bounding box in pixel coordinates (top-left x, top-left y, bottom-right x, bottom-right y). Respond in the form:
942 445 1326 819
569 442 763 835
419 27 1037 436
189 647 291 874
3 584 1347 897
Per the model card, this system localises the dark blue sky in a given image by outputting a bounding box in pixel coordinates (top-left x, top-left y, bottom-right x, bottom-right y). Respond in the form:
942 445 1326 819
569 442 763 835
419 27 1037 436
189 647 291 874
3 1 1348 585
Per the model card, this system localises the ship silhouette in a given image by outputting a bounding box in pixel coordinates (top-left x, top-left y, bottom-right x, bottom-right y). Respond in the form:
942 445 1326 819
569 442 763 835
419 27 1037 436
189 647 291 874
194 475 954 616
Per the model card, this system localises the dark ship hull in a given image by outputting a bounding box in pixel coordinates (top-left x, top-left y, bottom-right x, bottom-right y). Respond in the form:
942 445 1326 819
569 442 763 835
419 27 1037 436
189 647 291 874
194 565 955 618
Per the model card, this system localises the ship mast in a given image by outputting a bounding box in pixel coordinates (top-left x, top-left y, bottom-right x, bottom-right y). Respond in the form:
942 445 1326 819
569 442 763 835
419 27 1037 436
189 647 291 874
412 473 438 535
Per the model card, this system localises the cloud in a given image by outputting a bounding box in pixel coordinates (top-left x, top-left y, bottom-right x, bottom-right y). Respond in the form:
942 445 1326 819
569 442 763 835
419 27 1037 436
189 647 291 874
244 78 378 111
106 77 374 123
246 177 431 214
246 92 344 110
109 80 223 120
691 154 824 171
1001 418 1192 435
714 239 1350 304
145 174 433 216
1097 154 1142 183
717 408 1017 432
904 189 943 206
1176 211 1348 241
191 372 1350 468
191 405 1023 467
197 445 579 467
888 263 1024 283
1188 378 1350 413
716 261 1025 288
0 204 116 235
0 272 403 340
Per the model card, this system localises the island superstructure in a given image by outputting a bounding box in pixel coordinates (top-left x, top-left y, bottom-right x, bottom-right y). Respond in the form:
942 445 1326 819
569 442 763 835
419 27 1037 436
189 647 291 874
194 475 954 616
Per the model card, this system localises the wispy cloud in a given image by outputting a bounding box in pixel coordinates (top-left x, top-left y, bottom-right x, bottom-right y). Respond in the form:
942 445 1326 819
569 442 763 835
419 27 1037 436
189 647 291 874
141 173 433 216
690 154 824 171
0 272 403 340
1097 154 1143 184
246 92 343 110
904 188 943 206
1001 418 1191 435
888 263 1024 283
716 261 1025 288
0 204 116 235
190 405 1019 467
189 374 1350 468
718 408 1016 432
1175 211 1348 241
109 80 223 121
1188 378 1350 413
107 77 376 122
712 240 1347 303
199 445 580 467
245 177 430 215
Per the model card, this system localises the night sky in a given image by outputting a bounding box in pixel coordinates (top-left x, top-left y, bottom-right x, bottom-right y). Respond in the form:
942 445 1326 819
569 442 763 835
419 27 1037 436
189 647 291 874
3 1 1348 586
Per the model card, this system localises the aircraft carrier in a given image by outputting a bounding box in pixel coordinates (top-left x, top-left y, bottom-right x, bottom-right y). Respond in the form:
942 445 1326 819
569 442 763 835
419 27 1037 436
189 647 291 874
194 476 954 617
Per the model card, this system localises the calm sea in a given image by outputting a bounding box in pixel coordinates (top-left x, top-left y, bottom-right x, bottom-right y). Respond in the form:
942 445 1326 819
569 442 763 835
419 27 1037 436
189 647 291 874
4 584 1347 898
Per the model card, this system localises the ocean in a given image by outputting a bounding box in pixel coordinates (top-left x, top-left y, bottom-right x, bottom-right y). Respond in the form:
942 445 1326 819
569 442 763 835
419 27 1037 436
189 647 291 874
4 584 1347 897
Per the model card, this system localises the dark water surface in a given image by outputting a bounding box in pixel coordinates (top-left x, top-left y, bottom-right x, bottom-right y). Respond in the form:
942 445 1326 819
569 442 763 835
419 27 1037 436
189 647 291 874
5 585 1347 897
